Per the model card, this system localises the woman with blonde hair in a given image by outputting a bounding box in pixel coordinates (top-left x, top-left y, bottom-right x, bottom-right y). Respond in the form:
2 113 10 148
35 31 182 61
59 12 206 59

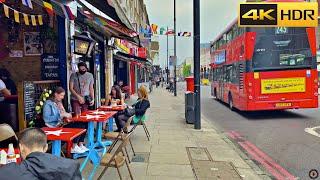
114 85 150 131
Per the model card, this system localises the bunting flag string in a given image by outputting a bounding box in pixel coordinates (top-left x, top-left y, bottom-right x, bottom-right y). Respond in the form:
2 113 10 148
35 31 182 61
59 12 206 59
1 0 74 21
148 24 192 38
1 3 45 26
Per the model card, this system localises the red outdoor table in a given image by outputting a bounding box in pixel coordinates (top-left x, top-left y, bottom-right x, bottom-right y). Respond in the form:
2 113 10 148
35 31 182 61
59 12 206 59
98 105 126 132
42 127 86 157
99 105 126 111
68 111 117 179
0 148 21 165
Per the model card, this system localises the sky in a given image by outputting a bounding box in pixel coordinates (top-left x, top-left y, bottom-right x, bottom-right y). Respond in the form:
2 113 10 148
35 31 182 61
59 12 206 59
144 0 244 67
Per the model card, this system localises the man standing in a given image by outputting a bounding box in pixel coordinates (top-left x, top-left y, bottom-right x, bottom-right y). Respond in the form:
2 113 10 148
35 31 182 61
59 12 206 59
0 128 82 180
69 62 94 116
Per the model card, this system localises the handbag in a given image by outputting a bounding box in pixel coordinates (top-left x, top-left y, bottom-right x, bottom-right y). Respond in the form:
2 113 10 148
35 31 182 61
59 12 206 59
77 73 92 105
124 107 135 117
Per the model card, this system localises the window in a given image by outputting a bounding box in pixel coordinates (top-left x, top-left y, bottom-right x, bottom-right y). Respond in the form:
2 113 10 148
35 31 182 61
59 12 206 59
231 64 239 84
249 27 314 71
225 65 232 83
227 30 233 43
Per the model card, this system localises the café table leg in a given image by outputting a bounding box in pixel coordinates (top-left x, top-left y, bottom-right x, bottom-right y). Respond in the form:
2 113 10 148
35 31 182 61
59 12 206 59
108 118 114 132
87 121 95 148
80 121 95 172
52 140 61 157
96 122 112 151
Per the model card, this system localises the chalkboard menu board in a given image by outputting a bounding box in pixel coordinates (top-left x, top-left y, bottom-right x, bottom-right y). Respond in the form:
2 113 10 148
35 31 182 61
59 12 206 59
24 82 35 121
41 54 60 80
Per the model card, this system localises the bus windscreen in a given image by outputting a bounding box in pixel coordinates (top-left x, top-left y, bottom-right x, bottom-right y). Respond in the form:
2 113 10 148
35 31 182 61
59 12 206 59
249 27 314 71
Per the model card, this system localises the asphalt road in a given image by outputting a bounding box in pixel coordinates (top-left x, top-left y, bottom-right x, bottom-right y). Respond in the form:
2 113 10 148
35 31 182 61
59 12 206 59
176 82 320 179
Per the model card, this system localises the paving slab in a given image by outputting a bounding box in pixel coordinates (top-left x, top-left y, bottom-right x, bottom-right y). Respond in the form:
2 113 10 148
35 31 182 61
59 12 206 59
192 160 241 180
147 163 194 177
80 88 265 180
149 153 190 165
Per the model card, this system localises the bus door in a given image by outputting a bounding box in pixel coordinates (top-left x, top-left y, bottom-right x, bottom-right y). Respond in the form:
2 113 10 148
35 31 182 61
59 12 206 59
218 67 225 100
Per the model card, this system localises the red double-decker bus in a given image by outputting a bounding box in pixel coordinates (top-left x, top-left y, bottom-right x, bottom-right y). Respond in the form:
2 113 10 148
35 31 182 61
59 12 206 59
210 20 318 111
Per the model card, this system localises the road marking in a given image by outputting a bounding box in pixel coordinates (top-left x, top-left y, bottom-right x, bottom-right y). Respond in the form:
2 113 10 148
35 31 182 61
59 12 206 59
239 141 286 180
227 130 297 180
304 126 320 138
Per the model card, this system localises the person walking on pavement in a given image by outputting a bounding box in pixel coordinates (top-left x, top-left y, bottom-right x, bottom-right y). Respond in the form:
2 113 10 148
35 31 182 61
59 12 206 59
149 78 153 93
69 62 94 116
155 76 160 88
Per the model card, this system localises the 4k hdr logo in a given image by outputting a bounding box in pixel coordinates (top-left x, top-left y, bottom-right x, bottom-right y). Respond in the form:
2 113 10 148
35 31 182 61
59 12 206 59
239 2 318 27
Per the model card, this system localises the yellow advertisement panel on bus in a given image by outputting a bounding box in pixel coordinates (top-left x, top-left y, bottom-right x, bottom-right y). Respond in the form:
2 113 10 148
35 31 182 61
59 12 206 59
261 77 306 94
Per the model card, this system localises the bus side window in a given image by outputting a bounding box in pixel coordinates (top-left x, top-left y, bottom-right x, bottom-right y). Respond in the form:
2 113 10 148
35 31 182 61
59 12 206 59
231 64 239 84
225 65 232 83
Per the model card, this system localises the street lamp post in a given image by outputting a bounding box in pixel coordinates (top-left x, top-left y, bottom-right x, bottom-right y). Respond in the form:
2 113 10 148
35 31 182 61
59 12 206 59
174 0 177 96
193 0 201 129
166 26 169 84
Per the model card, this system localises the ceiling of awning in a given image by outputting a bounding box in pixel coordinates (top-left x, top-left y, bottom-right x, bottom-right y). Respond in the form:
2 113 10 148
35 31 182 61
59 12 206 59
77 3 140 45
116 52 148 62
83 0 129 29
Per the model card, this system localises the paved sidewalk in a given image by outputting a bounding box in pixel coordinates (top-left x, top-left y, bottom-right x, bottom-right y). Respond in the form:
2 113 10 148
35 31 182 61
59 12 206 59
82 87 269 180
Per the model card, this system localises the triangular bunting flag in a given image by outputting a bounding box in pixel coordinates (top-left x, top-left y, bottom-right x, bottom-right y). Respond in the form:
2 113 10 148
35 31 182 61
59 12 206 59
165 29 175 35
43 0 54 16
14 10 19 23
31 15 37 26
3 4 9 18
23 13 29 25
151 24 158 34
140 26 145 34
38 15 43 25
21 0 33 9
183 32 192 37
160 27 166 35
64 5 75 20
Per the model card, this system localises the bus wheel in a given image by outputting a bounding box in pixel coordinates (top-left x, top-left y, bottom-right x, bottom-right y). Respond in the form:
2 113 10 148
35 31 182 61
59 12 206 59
228 94 234 110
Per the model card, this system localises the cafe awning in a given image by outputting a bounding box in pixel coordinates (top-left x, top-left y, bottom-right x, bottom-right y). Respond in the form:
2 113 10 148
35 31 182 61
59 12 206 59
83 0 132 29
116 52 147 62
114 52 152 67
77 2 140 45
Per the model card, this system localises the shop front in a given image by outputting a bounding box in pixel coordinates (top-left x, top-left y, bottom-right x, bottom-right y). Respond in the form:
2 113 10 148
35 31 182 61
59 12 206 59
75 2 139 101
113 38 149 95
0 1 70 131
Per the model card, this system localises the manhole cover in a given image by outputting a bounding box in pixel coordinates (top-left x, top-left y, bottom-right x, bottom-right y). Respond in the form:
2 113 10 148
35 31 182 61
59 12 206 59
131 152 150 163
192 161 242 179
186 147 213 161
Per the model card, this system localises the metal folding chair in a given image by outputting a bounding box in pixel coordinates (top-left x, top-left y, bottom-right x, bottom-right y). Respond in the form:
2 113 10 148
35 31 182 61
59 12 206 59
98 131 134 180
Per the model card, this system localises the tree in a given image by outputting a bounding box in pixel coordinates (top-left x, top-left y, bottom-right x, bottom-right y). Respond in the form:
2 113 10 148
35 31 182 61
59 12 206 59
183 64 191 77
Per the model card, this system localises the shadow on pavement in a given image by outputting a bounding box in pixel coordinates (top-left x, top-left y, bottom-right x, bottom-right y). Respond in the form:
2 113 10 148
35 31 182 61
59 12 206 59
212 98 311 121
237 110 310 120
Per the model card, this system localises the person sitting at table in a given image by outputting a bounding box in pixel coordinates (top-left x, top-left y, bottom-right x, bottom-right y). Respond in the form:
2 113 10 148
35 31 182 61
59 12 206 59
115 86 150 132
0 127 82 180
107 85 124 106
0 79 11 102
43 87 89 154
0 68 17 95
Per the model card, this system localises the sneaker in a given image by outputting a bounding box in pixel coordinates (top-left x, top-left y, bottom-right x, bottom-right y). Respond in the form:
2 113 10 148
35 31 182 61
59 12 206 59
71 145 85 154
79 144 89 152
